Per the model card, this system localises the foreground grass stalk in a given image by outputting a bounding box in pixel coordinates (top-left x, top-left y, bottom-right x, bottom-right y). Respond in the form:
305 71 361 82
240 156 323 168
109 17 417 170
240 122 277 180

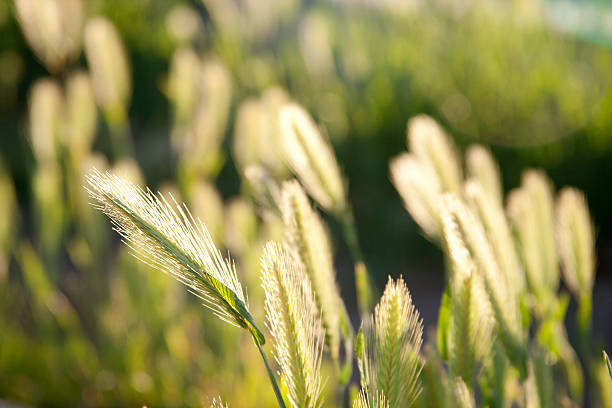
86 170 291 405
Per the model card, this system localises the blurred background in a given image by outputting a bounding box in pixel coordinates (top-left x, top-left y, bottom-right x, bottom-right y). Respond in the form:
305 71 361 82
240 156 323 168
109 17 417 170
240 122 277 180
1 0 612 406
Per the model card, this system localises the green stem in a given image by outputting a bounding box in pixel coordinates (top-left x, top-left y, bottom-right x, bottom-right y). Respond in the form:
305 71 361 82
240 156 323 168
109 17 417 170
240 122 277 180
338 205 376 316
257 344 287 408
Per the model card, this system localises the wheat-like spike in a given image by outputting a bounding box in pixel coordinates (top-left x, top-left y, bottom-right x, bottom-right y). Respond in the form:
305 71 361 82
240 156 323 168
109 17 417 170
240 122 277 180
84 18 131 113
507 171 559 309
555 187 595 299
465 145 503 204
281 180 349 362
359 276 423 407
210 397 229 408
407 115 463 195
167 47 200 126
85 169 264 345
604 350 612 379
441 197 495 385
353 390 390 408
279 103 346 213
441 194 526 378
452 378 476 408
507 170 559 302
29 78 64 164
465 179 525 298
260 242 325 408
389 153 442 240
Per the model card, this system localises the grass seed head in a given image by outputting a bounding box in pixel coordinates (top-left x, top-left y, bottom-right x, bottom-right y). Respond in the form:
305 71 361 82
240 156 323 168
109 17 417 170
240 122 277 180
260 241 325 408
86 169 264 345
407 115 463 194
280 103 346 214
556 187 595 299
358 276 423 408
389 153 442 240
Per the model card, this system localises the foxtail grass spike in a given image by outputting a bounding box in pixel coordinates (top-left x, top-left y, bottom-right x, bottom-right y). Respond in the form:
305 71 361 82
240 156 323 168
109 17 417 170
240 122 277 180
84 17 132 138
441 194 526 378
358 276 423 408
390 153 442 240
261 242 325 408
353 390 389 408
407 115 463 195
210 397 229 408
465 179 525 298
465 145 503 204
442 195 495 386
281 180 352 369
14 0 84 72
452 378 476 408
85 169 264 345
507 171 559 313
167 47 200 127
64 71 98 161
555 187 595 301
29 78 64 164
279 103 346 214
507 170 559 303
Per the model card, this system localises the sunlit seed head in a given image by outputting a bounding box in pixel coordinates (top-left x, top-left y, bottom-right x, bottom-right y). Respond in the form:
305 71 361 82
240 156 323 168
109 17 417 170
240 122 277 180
390 153 442 240
507 170 559 305
233 97 285 176
281 180 344 360
260 241 325 408
556 187 595 299
299 11 334 77
165 5 202 44
359 276 423 408
407 114 463 194
167 47 201 127
465 145 503 204
14 0 84 72
85 169 264 345
441 193 525 376
84 17 131 118
188 58 232 172
29 78 64 164
465 179 525 297
64 71 97 159
280 103 346 213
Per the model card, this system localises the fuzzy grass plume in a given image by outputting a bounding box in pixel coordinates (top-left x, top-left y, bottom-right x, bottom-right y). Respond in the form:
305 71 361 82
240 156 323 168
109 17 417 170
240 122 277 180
389 153 442 240
85 169 264 345
260 242 325 408
555 187 595 302
507 170 559 313
441 194 526 378
281 180 349 363
465 145 503 204
465 179 525 298
407 115 463 195
279 102 346 214
357 276 423 407
441 196 495 386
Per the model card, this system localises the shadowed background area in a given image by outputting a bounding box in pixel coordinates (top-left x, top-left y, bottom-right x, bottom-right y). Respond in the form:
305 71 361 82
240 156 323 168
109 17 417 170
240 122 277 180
0 0 611 406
